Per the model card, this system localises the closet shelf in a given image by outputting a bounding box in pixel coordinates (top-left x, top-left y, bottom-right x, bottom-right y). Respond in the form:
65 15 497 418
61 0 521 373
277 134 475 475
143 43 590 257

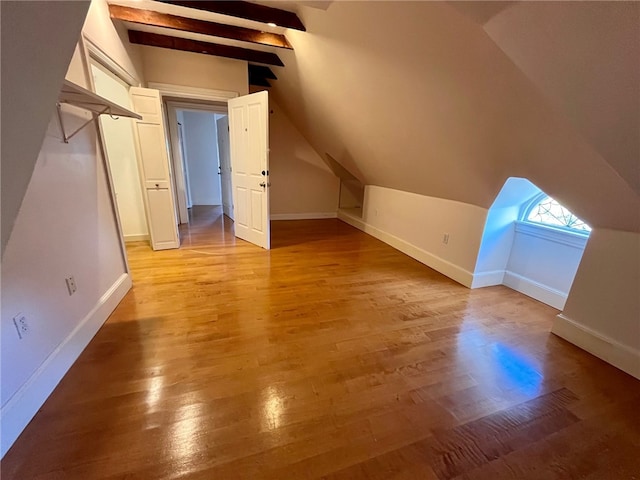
56 79 142 143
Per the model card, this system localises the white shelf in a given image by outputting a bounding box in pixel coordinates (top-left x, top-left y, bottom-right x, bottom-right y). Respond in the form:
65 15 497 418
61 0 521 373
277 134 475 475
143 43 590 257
56 79 142 142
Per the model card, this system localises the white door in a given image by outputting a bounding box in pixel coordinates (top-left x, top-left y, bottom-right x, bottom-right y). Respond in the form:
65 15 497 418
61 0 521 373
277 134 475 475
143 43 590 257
130 87 180 250
216 115 233 220
166 103 190 224
228 92 271 250
228 91 270 249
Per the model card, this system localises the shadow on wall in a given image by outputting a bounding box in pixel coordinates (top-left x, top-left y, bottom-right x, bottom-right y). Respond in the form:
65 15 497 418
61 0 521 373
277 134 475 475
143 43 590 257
474 177 591 310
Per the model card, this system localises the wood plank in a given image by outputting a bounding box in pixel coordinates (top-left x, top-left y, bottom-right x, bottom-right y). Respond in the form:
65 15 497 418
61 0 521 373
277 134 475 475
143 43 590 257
127 30 284 66
3 207 640 479
159 0 306 31
109 4 292 50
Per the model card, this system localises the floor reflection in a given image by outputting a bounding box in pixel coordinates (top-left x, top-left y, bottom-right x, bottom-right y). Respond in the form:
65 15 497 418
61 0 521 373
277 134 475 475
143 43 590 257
261 385 284 431
456 326 543 398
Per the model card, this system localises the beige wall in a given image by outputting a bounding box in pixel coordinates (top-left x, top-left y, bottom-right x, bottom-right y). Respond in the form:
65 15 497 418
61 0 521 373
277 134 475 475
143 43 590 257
141 47 249 95
341 186 487 287
272 1 639 232
554 229 640 379
269 100 339 216
485 1 640 195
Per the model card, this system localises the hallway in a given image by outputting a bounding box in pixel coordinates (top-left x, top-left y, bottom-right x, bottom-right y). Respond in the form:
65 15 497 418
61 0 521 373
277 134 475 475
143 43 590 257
3 213 640 479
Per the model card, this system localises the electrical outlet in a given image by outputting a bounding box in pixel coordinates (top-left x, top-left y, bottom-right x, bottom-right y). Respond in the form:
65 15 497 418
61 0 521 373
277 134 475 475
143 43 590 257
65 276 77 296
443 233 450 245
13 314 29 339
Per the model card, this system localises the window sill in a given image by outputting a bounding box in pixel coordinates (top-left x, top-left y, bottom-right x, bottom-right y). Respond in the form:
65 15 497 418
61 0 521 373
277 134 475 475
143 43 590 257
514 221 589 249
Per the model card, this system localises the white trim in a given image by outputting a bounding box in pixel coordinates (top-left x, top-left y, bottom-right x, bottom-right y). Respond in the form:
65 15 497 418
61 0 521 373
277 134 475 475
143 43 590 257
338 211 474 288
124 234 150 242
165 103 190 224
166 101 228 115
0 274 132 458
503 271 567 309
471 270 505 288
147 82 238 102
553 314 640 380
271 212 337 220
82 34 140 87
514 221 589 249
79 35 138 275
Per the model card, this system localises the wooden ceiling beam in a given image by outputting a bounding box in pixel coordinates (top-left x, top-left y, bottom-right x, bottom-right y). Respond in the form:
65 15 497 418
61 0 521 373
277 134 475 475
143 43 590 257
110 4 292 50
157 0 306 31
249 75 271 88
128 30 284 66
249 64 277 80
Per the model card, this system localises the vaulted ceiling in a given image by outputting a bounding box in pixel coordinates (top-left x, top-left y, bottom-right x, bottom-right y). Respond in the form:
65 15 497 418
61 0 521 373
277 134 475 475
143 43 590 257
106 0 639 232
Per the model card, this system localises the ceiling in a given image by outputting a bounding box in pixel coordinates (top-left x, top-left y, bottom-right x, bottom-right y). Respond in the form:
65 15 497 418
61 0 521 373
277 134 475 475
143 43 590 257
108 0 311 86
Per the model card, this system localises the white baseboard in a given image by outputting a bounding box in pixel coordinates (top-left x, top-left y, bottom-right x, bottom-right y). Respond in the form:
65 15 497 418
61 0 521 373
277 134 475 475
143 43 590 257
271 212 337 221
0 273 132 458
503 271 567 309
553 314 640 380
337 209 366 229
337 211 474 287
124 234 149 243
471 270 505 288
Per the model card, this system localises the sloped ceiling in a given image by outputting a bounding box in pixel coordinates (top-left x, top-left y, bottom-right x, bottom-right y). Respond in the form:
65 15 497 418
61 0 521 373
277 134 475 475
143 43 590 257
270 1 640 232
448 1 516 25
484 1 640 195
1 1 91 256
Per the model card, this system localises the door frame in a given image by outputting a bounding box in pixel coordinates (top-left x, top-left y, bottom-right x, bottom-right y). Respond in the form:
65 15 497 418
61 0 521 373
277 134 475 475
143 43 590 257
159 84 237 225
166 102 230 224
79 34 142 271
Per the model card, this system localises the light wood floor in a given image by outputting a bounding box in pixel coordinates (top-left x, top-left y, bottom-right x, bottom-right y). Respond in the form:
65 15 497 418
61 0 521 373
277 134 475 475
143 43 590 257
3 206 640 479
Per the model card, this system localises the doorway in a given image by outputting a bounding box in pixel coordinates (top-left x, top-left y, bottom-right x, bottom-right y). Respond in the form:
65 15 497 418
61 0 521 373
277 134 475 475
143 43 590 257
165 102 233 226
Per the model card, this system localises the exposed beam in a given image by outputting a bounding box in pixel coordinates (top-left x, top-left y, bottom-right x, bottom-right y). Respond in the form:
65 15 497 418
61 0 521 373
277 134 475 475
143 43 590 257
249 75 271 88
128 30 284 66
158 0 306 31
110 4 292 50
249 64 277 80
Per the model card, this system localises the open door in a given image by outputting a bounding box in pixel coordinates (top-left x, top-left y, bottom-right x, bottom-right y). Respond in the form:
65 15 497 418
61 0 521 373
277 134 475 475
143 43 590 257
216 115 233 220
228 91 270 249
130 87 180 250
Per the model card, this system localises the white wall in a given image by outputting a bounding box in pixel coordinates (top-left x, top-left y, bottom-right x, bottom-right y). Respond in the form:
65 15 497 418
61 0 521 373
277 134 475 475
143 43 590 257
504 223 587 309
473 177 587 309
0 93 131 457
269 100 340 218
1 0 90 255
554 229 640 379
91 63 148 240
0 0 143 456
340 186 487 287
82 0 145 81
181 111 222 206
474 177 541 283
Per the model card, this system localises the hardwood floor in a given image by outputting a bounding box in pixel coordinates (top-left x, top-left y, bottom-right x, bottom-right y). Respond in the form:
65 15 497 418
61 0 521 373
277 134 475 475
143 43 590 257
3 206 640 479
